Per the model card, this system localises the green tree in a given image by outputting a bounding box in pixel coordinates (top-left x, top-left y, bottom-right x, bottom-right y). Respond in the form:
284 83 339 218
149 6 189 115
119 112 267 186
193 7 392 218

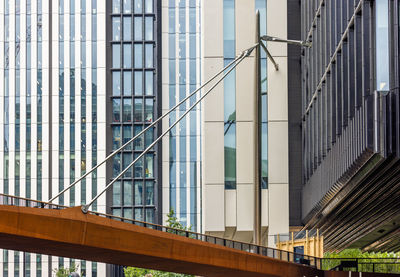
53 262 80 277
124 210 194 277
323 249 400 273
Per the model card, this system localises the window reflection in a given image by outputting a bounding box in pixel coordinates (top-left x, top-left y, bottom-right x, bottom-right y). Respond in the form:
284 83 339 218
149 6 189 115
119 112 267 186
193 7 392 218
134 98 143 121
134 44 143 67
123 98 132 122
376 0 389 91
145 71 153 95
145 44 153 68
145 128 154 148
134 125 144 150
112 0 121 13
134 17 143 40
123 44 132 68
112 71 121 95
145 208 154 223
123 71 132 95
123 0 132 13
145 17 153 40
113 180 121 205
145 99 153 122
134 0 143 13
145 154 153 178
124 181 133 205
123 125 133 150
134 71 143 95
134 153 144 177
112 98 121 122
145 181 154 205
135 208 143 221
112 17 121 40
123 17 132 41
123 153 133 177
135 181 143 205
112 126 121 149
113 153 121 178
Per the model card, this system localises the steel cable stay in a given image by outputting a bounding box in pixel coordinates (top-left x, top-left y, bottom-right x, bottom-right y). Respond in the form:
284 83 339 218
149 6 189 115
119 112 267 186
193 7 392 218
46 46 253 206
81 44 257 213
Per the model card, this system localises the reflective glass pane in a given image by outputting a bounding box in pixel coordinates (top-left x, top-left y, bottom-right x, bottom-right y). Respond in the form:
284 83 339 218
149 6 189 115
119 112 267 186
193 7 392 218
112 98 121 122
179 8 185 33
134 125 144 150
123 71 132 95
123 17 132 41
112 17 121 40
145 127 154 148
123 125 133 150
135 208 143 221
112 0 121 13
113 181 121 205
112 44 121 68
124 208 133 219
123 153 133 177
134 98 143 122
224 122 236 189
112 71 121 95
376 0 389 91
134 71 143 95
112 126 121 149
223 0 235 58
224 60 235 121
189 8 196 33
145 154 153 178
134 17 143 40
145 44 153 68
145 181 154 205
134 44 143 67
145 16 153 40
169 8 175 33
134 154 143 177
123 44 132 68
123 98 132 122
113 208 121 217
134 181 143 205
134 0 143 13
145 0 153 13
145 71 153 95
123 0 132 13
145 99 153 122
113 153 121 178
145 208 154 223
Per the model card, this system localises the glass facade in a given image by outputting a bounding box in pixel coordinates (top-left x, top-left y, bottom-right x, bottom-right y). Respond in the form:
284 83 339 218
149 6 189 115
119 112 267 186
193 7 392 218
110 0 157 223
223 0 236 190
167 0 200 231
375 0 389 91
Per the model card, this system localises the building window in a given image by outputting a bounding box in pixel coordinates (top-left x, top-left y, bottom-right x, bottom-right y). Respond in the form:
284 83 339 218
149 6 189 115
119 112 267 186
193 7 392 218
375 0 389 91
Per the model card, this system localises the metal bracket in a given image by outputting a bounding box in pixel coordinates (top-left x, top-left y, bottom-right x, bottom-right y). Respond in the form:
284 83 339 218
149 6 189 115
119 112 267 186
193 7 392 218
260 41 279 71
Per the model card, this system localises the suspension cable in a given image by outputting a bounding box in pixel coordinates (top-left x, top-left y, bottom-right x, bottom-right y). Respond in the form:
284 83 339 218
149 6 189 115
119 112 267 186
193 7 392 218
81 45 257 213
47 54 245 205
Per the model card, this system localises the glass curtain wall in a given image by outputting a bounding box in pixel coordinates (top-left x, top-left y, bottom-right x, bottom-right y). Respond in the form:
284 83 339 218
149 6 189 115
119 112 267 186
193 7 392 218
168 0 200 231
223 0 236 190
111 0 156 223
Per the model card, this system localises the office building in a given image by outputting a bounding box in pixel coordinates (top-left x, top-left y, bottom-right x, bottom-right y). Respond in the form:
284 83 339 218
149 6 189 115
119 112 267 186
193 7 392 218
301 0 400 252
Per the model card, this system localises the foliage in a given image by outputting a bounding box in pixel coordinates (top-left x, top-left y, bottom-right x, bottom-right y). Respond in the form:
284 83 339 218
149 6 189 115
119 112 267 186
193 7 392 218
323 249 400 273
124 210 194 277
53 262 80 277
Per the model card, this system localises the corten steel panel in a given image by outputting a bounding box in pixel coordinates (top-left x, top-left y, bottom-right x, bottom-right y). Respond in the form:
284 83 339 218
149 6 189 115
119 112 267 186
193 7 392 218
0 205 323 277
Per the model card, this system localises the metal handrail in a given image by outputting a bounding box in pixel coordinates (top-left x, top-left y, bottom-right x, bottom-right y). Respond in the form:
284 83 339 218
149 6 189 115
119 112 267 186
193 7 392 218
0 193 321 269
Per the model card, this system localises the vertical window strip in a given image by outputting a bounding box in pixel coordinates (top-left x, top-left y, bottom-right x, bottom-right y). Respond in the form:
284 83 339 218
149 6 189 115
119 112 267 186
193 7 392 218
26 1 32 199
70 0 76 206
110 0 156 223
223 0 236 190
81 0 87 205
37 0 43 200
255 0 268 189
59 4 65 205
92 0 98 212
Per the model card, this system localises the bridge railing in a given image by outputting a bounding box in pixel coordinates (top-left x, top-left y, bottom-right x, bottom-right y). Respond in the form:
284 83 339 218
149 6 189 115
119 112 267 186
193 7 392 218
322 257 400 274
90 210 322 269
0 193 321 269
0 193 67 210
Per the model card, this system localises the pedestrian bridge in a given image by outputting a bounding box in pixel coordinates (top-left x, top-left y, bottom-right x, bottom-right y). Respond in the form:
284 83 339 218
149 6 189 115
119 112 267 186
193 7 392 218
0 194 323 277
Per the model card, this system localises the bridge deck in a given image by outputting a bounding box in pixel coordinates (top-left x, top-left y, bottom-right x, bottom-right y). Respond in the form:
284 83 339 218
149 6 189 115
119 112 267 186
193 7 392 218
0 204 323 277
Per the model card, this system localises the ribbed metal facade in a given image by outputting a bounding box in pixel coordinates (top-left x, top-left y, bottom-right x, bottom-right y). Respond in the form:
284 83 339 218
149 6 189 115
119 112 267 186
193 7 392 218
301 0 400 252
